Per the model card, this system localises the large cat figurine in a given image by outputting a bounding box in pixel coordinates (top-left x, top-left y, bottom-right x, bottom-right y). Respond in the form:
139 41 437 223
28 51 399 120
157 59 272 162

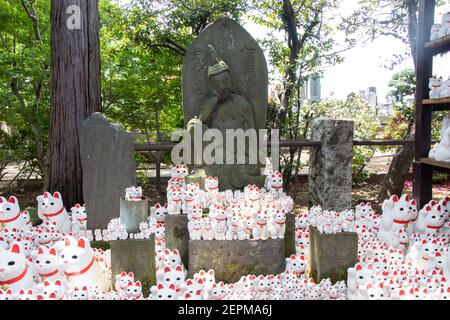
0 196 26 231
0 243 35 293
36 192 71 233
58 236 110 292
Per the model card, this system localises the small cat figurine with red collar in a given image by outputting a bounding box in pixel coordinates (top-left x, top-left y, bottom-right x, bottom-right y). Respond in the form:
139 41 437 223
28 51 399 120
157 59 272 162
125 186 143 201
0 196 26 231
204 177 219 193
253 211 269 240
37 279 65 300
71 204 87 232
0 242 35 293
124 281 143 300
269 210 286 239
33 246 61 282
265 171 283 194
167 186 182 215
58 236 109 292
115 271 134 294
36 192 71 233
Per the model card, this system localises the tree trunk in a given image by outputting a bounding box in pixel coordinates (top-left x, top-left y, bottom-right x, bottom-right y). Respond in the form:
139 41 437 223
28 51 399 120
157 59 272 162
48 0 102 208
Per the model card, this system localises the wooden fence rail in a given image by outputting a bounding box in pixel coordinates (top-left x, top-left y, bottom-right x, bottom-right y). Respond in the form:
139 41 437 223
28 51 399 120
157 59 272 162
135 139 427 195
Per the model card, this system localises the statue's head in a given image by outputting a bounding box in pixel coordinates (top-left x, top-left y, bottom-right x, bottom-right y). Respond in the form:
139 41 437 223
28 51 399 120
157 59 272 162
207 44 233 99
209 70 233 99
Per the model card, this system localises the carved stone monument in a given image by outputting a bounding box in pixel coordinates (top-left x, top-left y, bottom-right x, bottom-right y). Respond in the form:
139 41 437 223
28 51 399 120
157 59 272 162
182 18 268 190
80 113 137 230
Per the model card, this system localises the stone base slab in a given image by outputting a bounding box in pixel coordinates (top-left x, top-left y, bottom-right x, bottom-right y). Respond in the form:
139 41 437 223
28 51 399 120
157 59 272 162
188 239 285 283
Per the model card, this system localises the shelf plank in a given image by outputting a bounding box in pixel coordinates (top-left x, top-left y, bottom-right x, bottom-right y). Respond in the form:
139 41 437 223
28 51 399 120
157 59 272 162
422 97 450 105
425 34 450 49
425 35 450 54
420 158 450 169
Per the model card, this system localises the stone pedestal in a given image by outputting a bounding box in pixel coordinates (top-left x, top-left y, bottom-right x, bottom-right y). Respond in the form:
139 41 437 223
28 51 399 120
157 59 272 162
111 237 156 295
189 239 285 283
80 113 137 230
119 197 149 233
308 119 354 212
165 215 189 268
308 226 358 284
285 213 296 257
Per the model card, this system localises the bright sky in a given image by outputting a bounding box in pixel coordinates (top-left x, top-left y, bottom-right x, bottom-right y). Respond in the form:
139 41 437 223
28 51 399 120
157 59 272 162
242 1 450 101
115 0 449 101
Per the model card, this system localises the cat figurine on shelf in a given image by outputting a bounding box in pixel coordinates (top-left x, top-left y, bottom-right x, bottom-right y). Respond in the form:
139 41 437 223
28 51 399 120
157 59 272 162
434 126 450 162
431 23 442 41
36 192 71 233
201 217 214 240
0 196 26 231
440 76 450 98
439 12 450 38
429 76 443 99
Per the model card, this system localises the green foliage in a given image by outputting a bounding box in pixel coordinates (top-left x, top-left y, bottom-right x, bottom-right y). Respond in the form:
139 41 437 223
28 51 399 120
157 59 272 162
0 0 51 180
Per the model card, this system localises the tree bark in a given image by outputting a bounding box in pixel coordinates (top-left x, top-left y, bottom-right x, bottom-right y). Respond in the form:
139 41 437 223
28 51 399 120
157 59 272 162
377 0 418 202
48 0 102 208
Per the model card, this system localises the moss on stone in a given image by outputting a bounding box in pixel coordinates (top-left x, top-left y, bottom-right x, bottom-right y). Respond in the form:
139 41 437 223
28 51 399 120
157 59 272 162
91 241 111 251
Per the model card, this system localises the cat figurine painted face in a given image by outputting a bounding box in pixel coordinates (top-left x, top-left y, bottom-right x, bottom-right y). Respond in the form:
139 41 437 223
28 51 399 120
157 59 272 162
36 192 71 233
439 12 450 37
71 286 88 300
33 246 60 281
430 23 442 41
0 243 34 292
58 236 109 292
71 204 87 232
156 265 185 289
429 76 443 99
204 177 219 192
125 281 143 300
38 279 65 300
115 271 134 293
150 283 179 300
171 164 188 179
125 186 143 201
265 171 283 193
0 196 26 231
151 203 167 224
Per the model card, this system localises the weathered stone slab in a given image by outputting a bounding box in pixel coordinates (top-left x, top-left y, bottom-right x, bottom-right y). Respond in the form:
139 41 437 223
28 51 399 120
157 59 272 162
80 112 136 230
165 215 189 268
308 226 358 284
111 238 156 295
285 213 296 257
308 119 354 212
189 239 285 283
119 197 149 233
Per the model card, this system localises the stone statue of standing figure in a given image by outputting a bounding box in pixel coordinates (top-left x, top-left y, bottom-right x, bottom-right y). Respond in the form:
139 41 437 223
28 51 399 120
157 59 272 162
182 18 268 191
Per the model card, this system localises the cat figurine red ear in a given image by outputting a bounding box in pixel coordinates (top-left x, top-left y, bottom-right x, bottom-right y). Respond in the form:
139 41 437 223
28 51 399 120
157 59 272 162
58 236 109 292
0 243 34 292
36 191 71 233
0 196 26 231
